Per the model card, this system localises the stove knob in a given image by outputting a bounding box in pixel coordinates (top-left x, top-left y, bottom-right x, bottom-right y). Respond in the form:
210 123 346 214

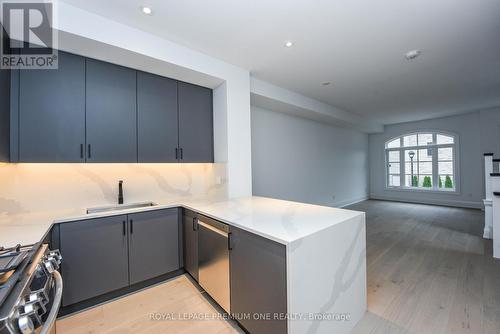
26 293 47 313
48 250 62 265
19 303 42 325
18 315 35 334
28 292 44 304
43 259 55 274
43 251 62 273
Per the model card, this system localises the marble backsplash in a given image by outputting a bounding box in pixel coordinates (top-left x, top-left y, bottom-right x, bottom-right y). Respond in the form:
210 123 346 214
0 163 227 215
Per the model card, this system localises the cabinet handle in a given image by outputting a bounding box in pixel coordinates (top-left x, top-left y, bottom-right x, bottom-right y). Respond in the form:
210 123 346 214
130 219 133 234
80 144 84 159
175 148 178 160
228 232 233 250
122 221 126 236
180 148 183 160
192 218 197 231
88 144 92 159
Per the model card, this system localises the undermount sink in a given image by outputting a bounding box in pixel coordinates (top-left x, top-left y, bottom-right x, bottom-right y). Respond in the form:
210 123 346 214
86 202 158 214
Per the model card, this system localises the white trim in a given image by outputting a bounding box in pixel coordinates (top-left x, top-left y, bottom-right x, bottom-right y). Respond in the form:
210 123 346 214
338 196 369 208
385 186 461 195
369 194 481 209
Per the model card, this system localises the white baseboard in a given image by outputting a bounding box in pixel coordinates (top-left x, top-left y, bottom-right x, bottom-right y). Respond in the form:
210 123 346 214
369 194 482 209
338 196 369 208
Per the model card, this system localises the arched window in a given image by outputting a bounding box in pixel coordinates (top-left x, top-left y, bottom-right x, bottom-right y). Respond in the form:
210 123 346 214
385 132 457 191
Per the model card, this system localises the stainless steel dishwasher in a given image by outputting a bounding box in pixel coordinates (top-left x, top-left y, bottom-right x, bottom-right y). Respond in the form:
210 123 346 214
197 216 231 313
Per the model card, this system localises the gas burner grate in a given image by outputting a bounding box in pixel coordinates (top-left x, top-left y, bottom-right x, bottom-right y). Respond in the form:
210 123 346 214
0 246 29 275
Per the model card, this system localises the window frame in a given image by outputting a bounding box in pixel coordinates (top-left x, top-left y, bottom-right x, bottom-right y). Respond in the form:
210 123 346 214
384 131 459 194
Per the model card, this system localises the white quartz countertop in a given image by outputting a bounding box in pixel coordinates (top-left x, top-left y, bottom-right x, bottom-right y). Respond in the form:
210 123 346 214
0 196 364 247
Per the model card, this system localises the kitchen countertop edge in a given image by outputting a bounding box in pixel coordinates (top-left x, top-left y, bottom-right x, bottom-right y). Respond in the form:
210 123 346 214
2 197 365 247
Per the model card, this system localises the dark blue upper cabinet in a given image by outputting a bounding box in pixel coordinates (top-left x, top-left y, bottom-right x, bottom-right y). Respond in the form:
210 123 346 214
85 58 137 162
0 68 10 162
8 52 214 163
18 52 86 162
178 82 214 163
137 71 178 162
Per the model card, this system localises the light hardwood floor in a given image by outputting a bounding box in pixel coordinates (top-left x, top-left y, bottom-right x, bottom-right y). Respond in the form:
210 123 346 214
56 275 244 334
348 200 500 334
56 200 500 334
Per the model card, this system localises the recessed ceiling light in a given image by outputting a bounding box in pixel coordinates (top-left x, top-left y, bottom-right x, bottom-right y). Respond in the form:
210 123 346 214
405 49 421 60
141 6 153 15
284 41 293 48
322 81 331 86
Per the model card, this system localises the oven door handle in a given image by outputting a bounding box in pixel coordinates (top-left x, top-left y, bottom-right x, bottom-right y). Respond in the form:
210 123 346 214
39 270 63 334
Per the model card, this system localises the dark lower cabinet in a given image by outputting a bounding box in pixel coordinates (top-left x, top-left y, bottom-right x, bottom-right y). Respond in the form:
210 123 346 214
57 206 288 331
18 51 86 162
59 209 181 308
178 82 214 163
85 58 137 162
230 227 287 334
128 209 180 284
59 215 129 306
183 209 199 281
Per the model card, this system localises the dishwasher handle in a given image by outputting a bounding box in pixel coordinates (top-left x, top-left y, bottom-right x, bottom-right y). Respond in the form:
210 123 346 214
197 220 229 238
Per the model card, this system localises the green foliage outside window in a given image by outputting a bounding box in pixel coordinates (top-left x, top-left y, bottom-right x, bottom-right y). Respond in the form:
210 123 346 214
445 175 453 188
412 175 418 187
439 176 443 188
423 176 432 187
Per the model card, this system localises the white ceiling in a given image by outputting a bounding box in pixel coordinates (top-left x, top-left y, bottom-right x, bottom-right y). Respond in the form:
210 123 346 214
61 0 500 125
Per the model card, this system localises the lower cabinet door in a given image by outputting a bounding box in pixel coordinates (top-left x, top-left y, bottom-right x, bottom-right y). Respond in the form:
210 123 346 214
60 215 129 306
128 209 180 284
230 227 288 334
183 209 199 281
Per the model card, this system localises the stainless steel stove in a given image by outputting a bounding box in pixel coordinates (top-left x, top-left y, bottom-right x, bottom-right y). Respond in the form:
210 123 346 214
0 243 62 334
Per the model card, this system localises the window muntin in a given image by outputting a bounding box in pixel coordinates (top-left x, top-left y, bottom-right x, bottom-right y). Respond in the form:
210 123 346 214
437 147 454 190
387 149 401 187
385 132 457 192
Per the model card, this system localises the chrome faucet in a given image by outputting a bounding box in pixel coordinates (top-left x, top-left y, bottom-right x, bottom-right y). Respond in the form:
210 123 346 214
118 180 124 205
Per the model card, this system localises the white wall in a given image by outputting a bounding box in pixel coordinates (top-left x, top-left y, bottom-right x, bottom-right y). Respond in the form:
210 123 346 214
251 107 369 207
369 111 486 208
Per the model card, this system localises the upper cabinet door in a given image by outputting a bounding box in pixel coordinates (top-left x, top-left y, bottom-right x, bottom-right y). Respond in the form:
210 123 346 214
85 58 137 162
18 52 85 162
0 68 10 162
137 71 178 162
178 82 214 163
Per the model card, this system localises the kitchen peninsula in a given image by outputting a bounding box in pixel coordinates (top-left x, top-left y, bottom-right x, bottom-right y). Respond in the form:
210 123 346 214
0 196 366 334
